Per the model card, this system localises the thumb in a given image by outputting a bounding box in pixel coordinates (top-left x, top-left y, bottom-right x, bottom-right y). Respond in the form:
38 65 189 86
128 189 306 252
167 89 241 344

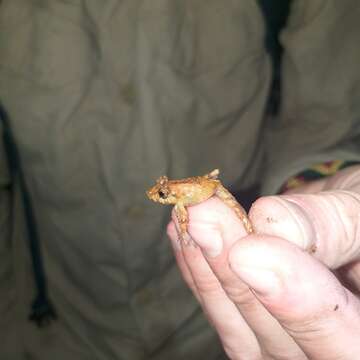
249 190 360 269
229 235 360 360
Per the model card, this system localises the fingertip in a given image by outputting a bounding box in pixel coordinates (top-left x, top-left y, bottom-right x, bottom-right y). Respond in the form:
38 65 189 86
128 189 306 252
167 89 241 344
228 235 292 282
168 197 242 257
189 197 249 250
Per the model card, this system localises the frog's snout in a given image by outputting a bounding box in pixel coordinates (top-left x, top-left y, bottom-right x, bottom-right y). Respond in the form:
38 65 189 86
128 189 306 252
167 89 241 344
146 187 158 202
146 189 153 200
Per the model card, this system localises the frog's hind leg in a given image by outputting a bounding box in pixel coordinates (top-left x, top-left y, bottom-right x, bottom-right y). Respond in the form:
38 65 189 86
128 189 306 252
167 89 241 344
215 184 253 234
205 169 220 180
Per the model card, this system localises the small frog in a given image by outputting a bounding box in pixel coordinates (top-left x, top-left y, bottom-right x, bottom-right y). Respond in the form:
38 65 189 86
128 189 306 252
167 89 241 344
146 169 253 241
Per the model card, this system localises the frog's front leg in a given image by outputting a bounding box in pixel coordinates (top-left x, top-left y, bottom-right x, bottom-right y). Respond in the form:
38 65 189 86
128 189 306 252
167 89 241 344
174 202 188 239
174 202 195 245
215 184 253 234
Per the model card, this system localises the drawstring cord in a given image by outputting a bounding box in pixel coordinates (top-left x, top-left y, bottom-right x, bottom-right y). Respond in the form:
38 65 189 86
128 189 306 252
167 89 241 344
0 104 57 327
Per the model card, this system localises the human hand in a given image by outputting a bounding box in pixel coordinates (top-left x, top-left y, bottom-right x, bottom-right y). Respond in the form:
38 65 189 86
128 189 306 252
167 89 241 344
167 165 360 359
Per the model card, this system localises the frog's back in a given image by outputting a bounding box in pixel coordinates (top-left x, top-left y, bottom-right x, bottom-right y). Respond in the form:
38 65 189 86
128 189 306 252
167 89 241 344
170 176 219 206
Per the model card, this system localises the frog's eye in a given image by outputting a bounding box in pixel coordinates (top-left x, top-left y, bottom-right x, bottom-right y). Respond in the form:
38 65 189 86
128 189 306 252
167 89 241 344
158 190 167 199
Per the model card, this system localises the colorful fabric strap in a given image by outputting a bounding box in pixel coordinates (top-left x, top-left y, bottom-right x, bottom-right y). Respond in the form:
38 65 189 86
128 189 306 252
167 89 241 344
279 160 360 193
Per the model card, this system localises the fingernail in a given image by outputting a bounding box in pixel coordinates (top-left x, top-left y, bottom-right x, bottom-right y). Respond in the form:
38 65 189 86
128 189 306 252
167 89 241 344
231 266 282 296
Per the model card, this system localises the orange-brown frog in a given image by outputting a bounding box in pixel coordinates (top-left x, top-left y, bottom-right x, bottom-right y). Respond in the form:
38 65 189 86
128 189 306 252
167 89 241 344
146 169 253 241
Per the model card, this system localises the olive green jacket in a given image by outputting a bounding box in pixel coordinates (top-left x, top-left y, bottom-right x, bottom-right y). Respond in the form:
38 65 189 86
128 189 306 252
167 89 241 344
0 1 360 359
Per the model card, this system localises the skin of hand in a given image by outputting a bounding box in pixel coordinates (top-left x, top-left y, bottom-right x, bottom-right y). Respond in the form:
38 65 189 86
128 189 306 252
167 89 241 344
167 165 360 360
